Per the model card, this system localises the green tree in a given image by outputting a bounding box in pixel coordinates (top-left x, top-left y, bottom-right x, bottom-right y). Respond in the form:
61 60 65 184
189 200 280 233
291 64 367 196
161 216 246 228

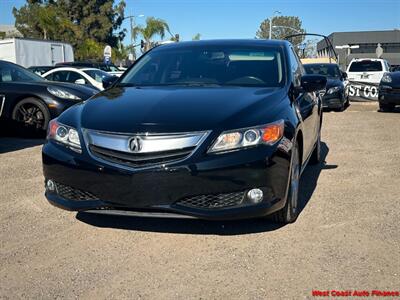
13 2 76 41
256 16 305 46
112 41 130 62
13 0 126 57
192 33 201 41
75 39 104 60
57 0 126 48
132 17 171 51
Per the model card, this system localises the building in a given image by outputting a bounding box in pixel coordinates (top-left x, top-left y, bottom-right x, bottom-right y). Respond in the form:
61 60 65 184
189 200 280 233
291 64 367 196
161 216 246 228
317 30 400 69
0 25 23 39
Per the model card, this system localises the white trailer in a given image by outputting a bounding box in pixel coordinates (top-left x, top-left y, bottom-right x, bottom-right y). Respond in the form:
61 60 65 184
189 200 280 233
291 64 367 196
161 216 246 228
0 38 74 68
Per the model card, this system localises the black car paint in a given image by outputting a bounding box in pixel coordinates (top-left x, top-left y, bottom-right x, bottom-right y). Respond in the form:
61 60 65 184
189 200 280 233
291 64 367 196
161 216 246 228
0 61 97 123
379 71 400 107
42 39 324 220
303 63 347 110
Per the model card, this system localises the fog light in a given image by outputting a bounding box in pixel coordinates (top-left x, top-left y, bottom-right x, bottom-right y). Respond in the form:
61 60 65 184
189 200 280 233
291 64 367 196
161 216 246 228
46 179 56 192
247 188 263 203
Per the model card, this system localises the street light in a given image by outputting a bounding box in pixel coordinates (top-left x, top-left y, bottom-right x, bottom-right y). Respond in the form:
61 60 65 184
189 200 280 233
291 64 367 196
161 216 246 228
123 14 145 53
269 10 281 39
272 25 301 34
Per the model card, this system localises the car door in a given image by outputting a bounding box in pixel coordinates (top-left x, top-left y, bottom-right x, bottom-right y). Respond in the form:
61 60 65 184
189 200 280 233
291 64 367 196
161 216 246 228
289 47 319 159
0 64 19 121
0 62 33 121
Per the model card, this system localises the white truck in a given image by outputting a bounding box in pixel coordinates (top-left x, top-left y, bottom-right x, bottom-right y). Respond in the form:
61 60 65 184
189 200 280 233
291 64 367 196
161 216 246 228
346 58 390 84
0 38 74 68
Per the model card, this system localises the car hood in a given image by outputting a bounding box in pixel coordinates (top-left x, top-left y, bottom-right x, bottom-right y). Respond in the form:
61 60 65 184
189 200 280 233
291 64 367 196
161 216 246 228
76 86 287 133
326 78 344 89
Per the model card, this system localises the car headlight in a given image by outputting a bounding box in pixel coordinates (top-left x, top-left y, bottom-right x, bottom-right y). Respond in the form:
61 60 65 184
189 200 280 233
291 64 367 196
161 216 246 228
47 86 81 100
47 119 81 153
381 73 392 83
208 120 284 153
326 86 341 94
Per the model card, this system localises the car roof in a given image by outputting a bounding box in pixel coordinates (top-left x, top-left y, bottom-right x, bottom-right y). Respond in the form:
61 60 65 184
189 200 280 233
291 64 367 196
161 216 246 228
154 39 291 50
350 58 385 62
47 67 98 72
303 63 339 66
28 66 55 68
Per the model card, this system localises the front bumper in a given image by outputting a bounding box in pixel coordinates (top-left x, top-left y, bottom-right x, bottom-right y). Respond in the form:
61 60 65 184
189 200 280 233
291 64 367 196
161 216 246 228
379 89 400 105
42 139 292 220
322 92 345 109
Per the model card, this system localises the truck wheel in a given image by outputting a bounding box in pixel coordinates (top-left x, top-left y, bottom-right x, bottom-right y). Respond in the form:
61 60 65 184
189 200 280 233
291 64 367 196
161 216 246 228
12 97 50 131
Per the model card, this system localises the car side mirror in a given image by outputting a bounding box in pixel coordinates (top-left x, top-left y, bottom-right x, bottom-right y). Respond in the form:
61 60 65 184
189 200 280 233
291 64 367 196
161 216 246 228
341 71 348 80
75 79 86 85
301 75 327 92
102 76 119 89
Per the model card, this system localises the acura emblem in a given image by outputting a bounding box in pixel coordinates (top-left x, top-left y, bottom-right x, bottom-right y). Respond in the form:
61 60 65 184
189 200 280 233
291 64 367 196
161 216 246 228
129 137 142 152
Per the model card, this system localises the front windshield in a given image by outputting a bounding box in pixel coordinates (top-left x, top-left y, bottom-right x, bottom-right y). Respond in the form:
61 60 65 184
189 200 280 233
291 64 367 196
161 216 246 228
83 69 112 83
99 64 120 72
304 64 341 78
0 62 45 82
120 46 285 87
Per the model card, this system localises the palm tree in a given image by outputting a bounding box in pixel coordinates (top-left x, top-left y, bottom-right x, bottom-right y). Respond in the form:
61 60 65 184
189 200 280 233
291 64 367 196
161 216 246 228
192 33 201 41
132 17 171 51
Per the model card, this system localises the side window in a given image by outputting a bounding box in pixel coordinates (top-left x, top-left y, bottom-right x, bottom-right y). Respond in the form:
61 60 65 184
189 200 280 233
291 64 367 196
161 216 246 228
0 68 13 82
45 73 54 81
289 47 302 86
66 71 86 84
49 71 68 82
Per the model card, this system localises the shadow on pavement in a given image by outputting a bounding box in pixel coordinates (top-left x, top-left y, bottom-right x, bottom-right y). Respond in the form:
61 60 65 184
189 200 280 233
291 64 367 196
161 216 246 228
76 142 335 235
378 106 400 113
0 121 45 154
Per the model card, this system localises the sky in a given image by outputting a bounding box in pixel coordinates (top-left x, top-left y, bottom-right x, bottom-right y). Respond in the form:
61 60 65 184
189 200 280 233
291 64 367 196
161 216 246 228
1 0 399 44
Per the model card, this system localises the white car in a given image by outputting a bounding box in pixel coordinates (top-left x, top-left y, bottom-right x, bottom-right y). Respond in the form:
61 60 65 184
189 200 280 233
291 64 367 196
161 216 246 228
42 67 116 90
346 58 391 84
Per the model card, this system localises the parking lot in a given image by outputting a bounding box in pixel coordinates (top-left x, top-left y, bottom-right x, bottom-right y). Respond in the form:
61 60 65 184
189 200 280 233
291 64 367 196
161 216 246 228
0 102 399 299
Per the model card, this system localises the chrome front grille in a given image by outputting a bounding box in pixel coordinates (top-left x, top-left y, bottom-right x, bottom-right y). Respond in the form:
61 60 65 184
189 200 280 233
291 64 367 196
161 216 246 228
84 129 209 168
89 144 195 167
176 192 245 209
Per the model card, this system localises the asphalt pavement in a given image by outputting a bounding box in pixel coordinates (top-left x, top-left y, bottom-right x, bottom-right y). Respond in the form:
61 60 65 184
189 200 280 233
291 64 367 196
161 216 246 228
0 102 399 299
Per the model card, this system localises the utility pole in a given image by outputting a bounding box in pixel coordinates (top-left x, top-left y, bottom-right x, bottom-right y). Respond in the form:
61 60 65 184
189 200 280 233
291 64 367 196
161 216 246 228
269 10 281 39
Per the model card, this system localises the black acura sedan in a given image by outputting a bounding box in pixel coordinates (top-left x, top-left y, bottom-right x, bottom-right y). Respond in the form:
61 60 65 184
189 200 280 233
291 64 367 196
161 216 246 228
0 60 98 131
42 40 326 223
304 63 348 111
379 71 400 112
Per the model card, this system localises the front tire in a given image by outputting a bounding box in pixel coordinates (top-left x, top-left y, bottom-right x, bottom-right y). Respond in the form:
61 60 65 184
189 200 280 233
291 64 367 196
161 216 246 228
309 125 322 165
379 103 395 112
12 97 50 131
271 143 300 223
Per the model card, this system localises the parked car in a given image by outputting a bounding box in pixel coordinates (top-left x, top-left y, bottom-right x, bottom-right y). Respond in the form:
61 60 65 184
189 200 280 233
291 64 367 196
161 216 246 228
346 58 390 84
55 61 124 77
378 71 400 112
304 63 348 111
0 60 97 131
28 65 58 75
42 67 117 90
42 39 326 223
